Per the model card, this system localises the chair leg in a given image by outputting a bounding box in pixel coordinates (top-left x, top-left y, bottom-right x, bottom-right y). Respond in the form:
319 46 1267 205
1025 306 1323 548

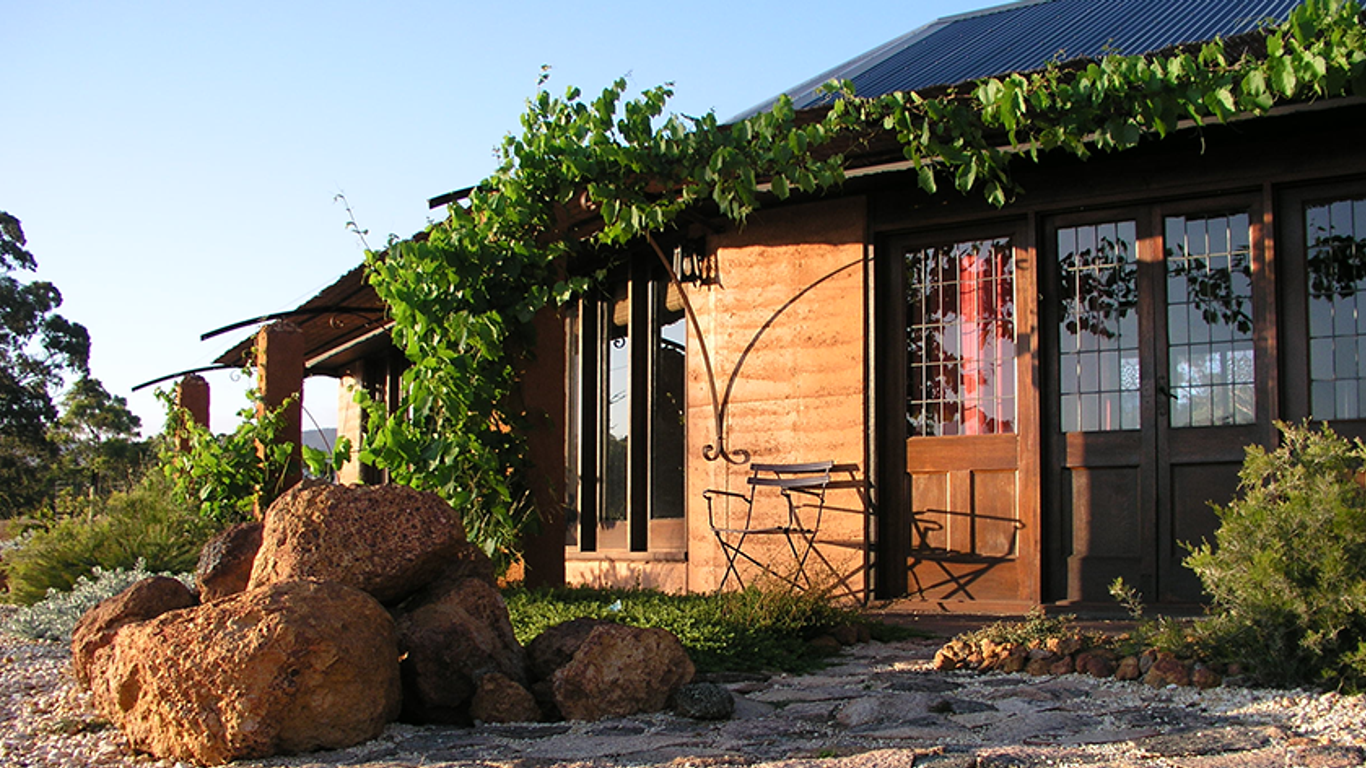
714 532 749 592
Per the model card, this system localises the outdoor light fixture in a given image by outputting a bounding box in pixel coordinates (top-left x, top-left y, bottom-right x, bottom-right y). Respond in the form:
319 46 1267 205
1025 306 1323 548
673 238 716 286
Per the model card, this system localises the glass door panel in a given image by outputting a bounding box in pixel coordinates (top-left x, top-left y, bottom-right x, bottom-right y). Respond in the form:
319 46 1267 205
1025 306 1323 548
906 237 1016 436
1306 196 1366 419
1057 220 1140 432
1164 213 1255 427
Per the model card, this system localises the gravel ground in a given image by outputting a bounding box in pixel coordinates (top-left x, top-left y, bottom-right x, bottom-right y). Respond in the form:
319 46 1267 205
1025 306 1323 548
4 614 1366 768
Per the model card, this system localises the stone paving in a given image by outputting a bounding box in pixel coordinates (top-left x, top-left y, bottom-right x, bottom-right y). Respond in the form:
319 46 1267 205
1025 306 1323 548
226 636 1366 768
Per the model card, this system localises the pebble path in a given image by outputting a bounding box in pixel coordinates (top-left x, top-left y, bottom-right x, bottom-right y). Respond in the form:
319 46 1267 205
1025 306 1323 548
4 627 1366 768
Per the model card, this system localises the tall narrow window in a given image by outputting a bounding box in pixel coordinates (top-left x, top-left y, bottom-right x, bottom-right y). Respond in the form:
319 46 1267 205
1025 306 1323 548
650 282 687 550
1307 196 1366 419
1165 213 1255 427
599 284 630 549
1058 221 1140 432
565 305 582 549
568 261 688 553
906 237 1016 436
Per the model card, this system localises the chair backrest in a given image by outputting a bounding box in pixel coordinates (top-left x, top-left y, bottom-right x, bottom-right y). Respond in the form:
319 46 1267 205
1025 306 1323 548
750 461 835 474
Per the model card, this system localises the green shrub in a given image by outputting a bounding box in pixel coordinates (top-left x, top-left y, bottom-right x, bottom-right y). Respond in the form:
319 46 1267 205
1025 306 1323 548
965 607 1094 648
1107 577 1207 658
2 561 194 642
504 585 872 674
1 475 218 605
1185 421 1366 690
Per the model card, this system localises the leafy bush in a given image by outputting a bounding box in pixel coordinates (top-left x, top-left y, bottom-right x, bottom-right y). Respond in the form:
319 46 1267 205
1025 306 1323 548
504 585 878 674
1107 577 1206 658
1 475 217 605
965 607 1091 648
1185 421 1366 690
156 386 306 525
2 561 194 642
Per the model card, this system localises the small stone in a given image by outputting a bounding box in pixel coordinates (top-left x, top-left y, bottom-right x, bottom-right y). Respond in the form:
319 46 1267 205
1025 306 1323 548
469 673 542 724
1074 649 1117 678
672 682 735 720
1287 744 1366 768
1191 664 1222 689
809 634 843 654
1000 644 1029 673
830 624 861 646
1114 655 1142 681
1048 656 1075 676
1138 647 1159 674
932 648 960 671
1143 654 1191 688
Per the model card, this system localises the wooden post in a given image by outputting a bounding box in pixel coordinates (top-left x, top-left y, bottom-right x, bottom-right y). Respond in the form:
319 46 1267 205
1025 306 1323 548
255 321 304 513
517 306 568 588
175 374 210 452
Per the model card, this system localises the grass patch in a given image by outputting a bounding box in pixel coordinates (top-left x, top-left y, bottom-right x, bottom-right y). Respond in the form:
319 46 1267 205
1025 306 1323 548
504 585 899 674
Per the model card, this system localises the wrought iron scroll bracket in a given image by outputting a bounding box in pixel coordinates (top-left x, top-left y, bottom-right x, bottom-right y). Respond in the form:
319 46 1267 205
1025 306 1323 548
646 234 749 465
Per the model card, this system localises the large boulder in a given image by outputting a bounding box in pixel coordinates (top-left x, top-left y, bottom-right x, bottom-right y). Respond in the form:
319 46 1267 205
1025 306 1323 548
195 521 262 602
87 580 402 765
551 623 695 721
248 483 466 604
393 576 529 724
70 576 196 687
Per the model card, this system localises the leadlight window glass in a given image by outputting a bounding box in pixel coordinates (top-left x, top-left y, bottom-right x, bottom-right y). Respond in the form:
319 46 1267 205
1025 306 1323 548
906 237 1016 437
600 284 630 549
649 282 686 550
568 265 688 553
1165 213 1255 427
1058 221 1140 432
1307 196 1366 419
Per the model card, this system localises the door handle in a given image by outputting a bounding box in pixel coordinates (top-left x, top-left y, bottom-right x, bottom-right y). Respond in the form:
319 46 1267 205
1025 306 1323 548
1157 385 1178 400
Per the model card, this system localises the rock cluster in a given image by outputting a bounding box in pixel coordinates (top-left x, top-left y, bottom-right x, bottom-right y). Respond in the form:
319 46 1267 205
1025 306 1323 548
932 632 1232 689
69 482 696 766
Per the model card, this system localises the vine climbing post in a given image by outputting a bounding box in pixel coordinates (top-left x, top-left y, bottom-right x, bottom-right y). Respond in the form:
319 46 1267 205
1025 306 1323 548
174 374 210 453
255 321 303 512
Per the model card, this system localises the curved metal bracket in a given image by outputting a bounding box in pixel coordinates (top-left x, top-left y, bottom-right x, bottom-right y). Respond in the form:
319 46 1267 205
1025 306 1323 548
646 234 749 465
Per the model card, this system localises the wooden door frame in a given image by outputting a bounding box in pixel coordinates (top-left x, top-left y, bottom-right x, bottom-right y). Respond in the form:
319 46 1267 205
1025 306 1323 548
874 219 1041 602
1041 192 1273 602
1279 176 1366 440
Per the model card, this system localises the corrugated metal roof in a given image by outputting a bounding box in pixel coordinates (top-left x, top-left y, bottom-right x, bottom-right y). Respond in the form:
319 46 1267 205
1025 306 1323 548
738 0 1303 119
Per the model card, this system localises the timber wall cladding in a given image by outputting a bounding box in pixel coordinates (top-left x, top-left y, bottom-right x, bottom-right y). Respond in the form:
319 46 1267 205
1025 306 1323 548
686 197 870 596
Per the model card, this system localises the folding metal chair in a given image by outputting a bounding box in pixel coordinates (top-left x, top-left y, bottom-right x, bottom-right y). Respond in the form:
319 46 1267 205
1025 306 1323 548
704 461 834 592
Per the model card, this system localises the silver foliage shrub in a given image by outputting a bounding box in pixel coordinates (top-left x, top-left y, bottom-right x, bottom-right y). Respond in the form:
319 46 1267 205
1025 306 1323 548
2 559 194 643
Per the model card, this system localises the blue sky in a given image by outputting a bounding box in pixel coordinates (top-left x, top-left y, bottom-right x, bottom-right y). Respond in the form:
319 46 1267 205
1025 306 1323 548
3 0 978 435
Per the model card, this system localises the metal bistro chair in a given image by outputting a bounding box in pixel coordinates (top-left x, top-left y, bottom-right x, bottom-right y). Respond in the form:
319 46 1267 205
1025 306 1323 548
704 461 834 592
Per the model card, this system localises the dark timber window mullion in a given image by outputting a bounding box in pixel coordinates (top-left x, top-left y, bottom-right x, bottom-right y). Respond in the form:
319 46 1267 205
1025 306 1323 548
578 300 600 552
629 266 651 552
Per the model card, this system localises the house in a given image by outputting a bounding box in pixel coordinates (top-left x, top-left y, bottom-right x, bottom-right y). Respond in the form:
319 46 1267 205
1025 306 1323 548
212 0 1366 610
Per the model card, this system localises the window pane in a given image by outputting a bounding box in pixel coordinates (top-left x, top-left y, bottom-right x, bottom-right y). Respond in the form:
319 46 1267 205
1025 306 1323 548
1058 220 1139 432
650 281 687 550
600 289 630 550
564 306 582 548
1165 212 1255 427
1307 196 1366 420
906 238 1016 436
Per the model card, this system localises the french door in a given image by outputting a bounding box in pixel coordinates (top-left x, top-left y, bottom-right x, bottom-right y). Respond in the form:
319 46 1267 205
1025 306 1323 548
893 221 1038 602
1044 194 1274 603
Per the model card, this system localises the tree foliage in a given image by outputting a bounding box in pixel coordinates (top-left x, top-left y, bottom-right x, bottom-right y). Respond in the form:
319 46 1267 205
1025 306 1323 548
0 211 92 517
49 377 149 509
361 0 1366 562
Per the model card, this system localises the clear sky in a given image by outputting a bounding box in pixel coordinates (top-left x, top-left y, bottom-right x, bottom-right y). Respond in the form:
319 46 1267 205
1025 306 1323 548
3 0 978 436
